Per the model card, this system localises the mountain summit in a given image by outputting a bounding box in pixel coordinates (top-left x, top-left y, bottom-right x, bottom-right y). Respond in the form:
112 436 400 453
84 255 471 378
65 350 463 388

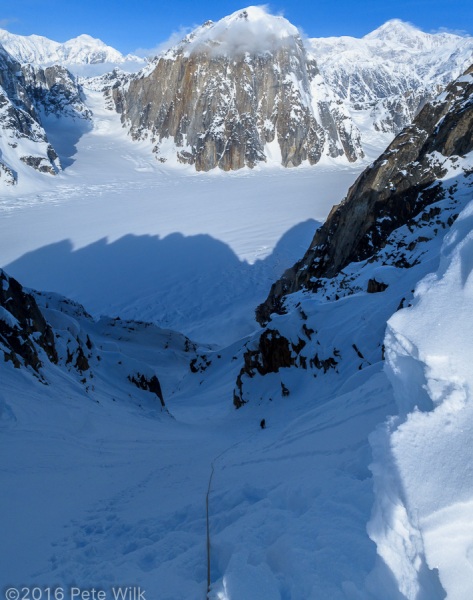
175 6 300 57
109 6 362 171
310 20 473 134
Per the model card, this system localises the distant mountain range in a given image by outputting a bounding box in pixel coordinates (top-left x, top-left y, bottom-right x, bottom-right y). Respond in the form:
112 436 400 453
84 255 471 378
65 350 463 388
0 28 145 70
309 19 473 134
0 7 472 181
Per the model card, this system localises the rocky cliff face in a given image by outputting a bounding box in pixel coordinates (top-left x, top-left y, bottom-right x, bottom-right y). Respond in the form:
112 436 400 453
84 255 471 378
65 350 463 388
256 63 473 325
22 64 91 119
0 43 91 184
229 63 473 407
110 7 363 171
0 44 60 183
0 270 58 372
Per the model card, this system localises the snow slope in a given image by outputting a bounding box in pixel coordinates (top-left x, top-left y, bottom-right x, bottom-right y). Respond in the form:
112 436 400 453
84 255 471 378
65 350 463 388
2 153 472 598
370 156 473 599
1 16 473 600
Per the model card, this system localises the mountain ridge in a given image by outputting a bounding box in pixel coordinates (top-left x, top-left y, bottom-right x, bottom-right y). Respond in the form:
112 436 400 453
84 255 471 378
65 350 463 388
0 28 144 67
108 6 364 171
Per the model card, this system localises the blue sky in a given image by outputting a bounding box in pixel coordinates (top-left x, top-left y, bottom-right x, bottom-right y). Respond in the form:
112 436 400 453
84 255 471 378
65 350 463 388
2 0 472 54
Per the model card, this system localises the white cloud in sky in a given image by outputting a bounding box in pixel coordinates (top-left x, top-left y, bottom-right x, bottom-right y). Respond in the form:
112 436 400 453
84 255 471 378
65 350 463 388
133 6 304 59
133 25 195 58
187 6 301 58
0 18 18 29
430 26 472 37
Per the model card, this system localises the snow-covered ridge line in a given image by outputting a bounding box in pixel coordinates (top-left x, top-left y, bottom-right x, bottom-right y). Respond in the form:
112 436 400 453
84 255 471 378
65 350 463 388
0 28 146 74
309 19 473 136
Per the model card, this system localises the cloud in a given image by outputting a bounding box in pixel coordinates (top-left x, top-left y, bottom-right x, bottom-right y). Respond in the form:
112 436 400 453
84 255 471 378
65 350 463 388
0 18 18 29
133 26 195 59
187 6 301 58
430 26 472 37
133 6 303 60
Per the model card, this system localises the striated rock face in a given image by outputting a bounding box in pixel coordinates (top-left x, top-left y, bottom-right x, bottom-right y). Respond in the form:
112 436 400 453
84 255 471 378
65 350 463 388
256 64 473 325
109 7 363 171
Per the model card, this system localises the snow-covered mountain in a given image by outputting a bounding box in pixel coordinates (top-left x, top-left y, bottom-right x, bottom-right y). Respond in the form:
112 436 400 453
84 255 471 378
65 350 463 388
2 9 473 597
309 19 473 135
109 6 364 171
0 28 145 72
106 9 473 171
0 41 91 184
0 44 61 184
1 10 471 178
257 63 473 323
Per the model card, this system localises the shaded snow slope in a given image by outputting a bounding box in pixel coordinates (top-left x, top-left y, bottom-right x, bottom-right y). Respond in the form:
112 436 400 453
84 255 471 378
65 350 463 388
2 155 472 597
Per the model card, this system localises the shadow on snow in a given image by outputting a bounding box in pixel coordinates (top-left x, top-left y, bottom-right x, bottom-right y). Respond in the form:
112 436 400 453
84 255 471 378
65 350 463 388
4 219 319 346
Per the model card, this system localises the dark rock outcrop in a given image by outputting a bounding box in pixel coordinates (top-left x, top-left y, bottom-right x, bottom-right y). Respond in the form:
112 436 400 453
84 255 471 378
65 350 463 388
0 270 57 371
22 64 91 120
128 372 165 407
